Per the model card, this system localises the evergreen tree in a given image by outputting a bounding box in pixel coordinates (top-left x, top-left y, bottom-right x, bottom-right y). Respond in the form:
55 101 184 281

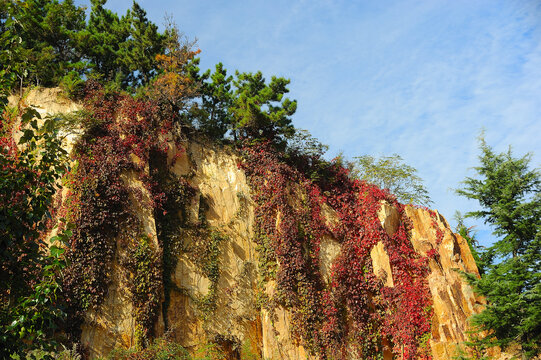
230 71 297 143
118 1 164 87
457 137 541 358
188 62 234 139
82 0 129 82
8 0 86 87
39 0 87 79
0 1 19 95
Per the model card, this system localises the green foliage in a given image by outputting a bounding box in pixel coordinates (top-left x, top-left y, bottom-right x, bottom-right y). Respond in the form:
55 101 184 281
81 0 128 82
0 1 20 98
105 336 224 360
453 212 490 276
351 154 432 206
0 109 68 295
191 229 226 320
188 62 234 139
118 2 165 87
230 71 297 143
12 343 82 360
122 235 162 344
59 71 85 99
106 336 190 360
2 0 165 91
0 86 70 356
240 338 261 360
5 0 86 88
286 128 329 159
456 137 541 358
282 128 331 182
4 226 72 358
453 330 491 360
186 61 299 146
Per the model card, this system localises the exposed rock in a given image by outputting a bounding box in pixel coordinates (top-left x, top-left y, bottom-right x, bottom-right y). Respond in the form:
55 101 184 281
19 88 501 359
261 281 314 360
370 241 394 287
166 141 261 353
377 201 400 237
405 206 485 360
8 87 83 155
319 235 341 284
370 201 400 287
8 87 81 116
80 259 137 355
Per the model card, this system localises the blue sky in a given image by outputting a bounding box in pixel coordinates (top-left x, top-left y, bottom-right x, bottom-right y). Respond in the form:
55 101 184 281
78 0 541 246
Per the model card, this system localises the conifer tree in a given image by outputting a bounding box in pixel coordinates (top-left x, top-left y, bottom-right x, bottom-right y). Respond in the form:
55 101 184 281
457 138 541 358
82 0 129 82
230 71 297 143
119 1 164 87
7 0 86 87
188 62 234 139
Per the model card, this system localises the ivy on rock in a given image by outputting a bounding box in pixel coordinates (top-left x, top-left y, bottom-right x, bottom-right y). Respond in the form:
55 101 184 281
241 141 433 359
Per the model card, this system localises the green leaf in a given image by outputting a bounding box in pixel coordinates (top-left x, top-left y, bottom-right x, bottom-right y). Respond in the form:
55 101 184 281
21 108 40 124
19 129 35 144
49 245 64 258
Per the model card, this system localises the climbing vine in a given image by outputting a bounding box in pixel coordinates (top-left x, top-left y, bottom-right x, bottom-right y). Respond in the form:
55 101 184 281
153 172 196 329
122 235 163 345
241 142 328 353
241 141 433 359
61 81 174 341
53 79 433 358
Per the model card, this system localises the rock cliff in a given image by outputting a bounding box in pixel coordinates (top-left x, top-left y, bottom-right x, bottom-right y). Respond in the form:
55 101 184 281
12 88 494 359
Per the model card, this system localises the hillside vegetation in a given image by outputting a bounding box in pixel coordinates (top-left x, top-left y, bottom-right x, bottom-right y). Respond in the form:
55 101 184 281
1 1 538 360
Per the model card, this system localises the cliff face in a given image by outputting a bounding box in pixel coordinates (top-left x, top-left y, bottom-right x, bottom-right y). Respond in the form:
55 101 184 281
15 89 490 359
77 143 487 359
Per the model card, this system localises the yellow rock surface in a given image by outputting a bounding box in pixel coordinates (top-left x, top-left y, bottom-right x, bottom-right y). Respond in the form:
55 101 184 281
19 88 504 359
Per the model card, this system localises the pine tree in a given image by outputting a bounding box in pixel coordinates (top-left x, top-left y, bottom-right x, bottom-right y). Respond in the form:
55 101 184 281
457 137 541 358
230 71 297 143
118 1 164 87
7 0 86 87
188 62 234 139
82 0 129 82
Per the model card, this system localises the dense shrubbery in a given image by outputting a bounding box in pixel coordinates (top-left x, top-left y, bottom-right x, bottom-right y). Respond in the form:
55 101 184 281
0 76 72 356
105 336 224 360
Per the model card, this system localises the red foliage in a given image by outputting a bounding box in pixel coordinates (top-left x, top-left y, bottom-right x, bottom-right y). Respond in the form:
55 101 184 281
241 142 433 359
62 82 175 338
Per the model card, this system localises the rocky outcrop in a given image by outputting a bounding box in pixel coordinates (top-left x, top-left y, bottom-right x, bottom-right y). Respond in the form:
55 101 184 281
17 89 491 359
405 207 484 359
79 142 486 359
